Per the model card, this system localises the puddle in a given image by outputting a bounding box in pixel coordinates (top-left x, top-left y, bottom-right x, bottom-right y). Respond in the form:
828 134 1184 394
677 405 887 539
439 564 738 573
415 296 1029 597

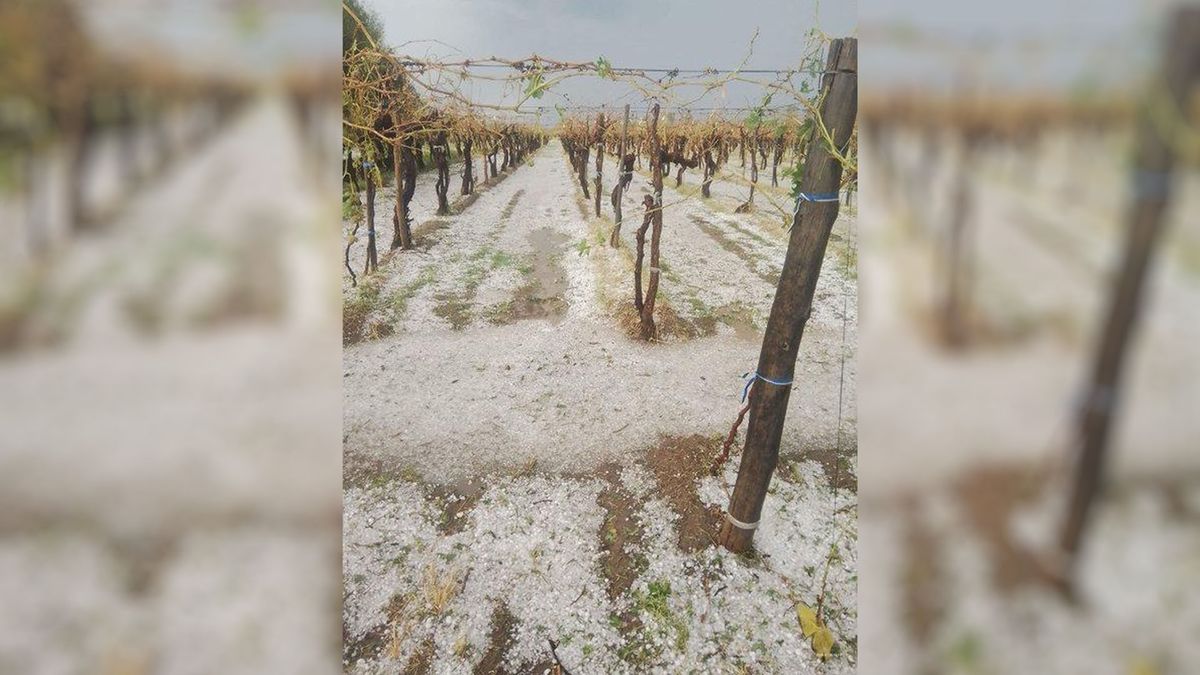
490 227 570 325
713 302 760 341
682 296 760 342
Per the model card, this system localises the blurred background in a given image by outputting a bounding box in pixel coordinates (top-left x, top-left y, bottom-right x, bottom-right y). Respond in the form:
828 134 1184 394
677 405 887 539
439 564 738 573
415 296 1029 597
857 1 1200 673
0 0 342 673
6 0 1200 673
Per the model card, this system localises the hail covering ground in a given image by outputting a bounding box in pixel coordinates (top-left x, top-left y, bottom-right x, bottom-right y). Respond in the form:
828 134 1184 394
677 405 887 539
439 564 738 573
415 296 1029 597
0 97 341 673
342 139 858 671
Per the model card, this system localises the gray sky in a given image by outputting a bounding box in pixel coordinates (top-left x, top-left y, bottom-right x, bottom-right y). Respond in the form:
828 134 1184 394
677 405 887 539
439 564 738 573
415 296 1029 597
366 0 856 122
81 1 338 82
860 0 1177 94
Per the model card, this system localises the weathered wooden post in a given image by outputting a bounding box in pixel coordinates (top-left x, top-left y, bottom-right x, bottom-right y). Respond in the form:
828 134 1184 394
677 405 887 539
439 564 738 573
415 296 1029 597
364 162 378 273
1052 8 1200 587
719 37 857 553
610 104 631 247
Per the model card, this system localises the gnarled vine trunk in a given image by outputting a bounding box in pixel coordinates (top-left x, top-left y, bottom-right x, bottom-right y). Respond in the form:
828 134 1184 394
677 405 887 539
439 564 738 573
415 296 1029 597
392 143 416 250
736 134 758 213
638 103 664 341
434 132 451 215
771 137 784 187
461 137 474 195
413 138 425 171
577 142 590 199
702 150 716 198
633 194 653 311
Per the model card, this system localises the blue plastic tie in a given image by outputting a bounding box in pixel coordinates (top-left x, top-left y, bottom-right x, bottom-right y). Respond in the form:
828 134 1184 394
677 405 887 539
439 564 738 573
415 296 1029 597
797 191 840 203
792 192 841 219
741 371 794 403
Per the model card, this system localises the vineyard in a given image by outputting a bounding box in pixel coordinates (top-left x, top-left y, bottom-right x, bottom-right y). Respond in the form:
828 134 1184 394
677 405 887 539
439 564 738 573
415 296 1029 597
341 5 858 673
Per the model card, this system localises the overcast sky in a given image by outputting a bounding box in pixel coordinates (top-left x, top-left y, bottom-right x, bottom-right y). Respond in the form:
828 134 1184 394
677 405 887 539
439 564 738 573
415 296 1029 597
861 0 1172 94
81 1 337 82
365 0 856 122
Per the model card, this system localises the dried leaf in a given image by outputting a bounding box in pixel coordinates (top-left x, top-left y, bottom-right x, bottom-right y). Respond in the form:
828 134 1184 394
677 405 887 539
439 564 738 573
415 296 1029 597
797 603 819 638
811 626 834 659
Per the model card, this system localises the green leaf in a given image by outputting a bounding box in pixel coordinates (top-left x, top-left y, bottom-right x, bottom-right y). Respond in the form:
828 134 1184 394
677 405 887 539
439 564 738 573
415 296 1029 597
523 69 547 100
595 55 614 80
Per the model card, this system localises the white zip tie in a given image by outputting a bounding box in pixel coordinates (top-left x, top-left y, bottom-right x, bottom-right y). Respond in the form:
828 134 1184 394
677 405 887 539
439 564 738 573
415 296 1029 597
725 513 759 530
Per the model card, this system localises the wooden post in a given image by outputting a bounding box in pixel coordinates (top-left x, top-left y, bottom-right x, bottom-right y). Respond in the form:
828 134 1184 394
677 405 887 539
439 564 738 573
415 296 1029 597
638 103 664 341
610 104 630 247
364 163 378 273
1054 8 1200 584
392 139 405 250
719 37 857 553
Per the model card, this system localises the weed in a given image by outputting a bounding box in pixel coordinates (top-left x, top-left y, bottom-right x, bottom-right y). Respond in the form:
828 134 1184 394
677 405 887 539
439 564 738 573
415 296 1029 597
422 564 461 615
